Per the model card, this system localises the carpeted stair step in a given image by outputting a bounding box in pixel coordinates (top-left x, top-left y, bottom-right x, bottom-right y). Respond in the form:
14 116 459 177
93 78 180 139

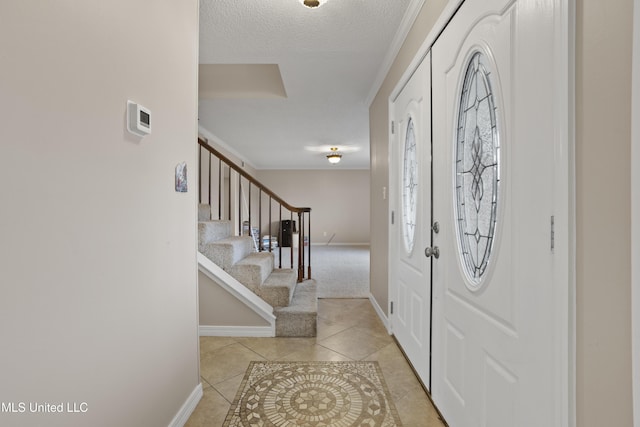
198 204 212 221
198 220 232 244
274 281 317 337
257 269 297 308
228 252 275 290
199 236 253 270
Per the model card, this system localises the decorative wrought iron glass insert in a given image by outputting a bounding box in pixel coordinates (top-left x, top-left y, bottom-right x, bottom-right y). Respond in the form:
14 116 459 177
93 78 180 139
402 117 418 253
455 51 500 286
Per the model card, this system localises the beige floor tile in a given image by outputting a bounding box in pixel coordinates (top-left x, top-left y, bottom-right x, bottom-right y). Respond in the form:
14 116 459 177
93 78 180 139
234 336 316 360
189 298 447 427
200 342 264 386
366 343 426 402
318 324 393 360
318 297 371 312
199 336 238 354
280 343 355 362
354 310 391 332
317 299 371 329
184 385 231 427
316 316 351 340
364 340 405 363
395 391 445 427
211 373 244 403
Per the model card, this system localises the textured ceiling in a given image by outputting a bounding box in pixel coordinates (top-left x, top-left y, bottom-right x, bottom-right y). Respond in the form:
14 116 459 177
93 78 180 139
198 0 414 169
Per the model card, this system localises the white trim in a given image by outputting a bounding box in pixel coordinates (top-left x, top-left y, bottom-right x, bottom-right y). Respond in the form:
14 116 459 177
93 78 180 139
632 0 640 424
198 125 258 171
168 383 203 427
197 252 277 328
366 0 426 106
554 1 576 426
369 293 391 334
199 325 275 337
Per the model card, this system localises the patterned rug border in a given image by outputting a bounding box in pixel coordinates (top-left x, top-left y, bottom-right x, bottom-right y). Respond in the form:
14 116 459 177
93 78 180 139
223 361 403 426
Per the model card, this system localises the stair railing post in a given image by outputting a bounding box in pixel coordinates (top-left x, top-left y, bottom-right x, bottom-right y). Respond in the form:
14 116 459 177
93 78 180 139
307 211 311 280
238 173 242 235
290 211 294 269
297 211 304 282
278 205 282 268
258 189 262 252
218 159 222 220
268 196 272 252
227 165 231 221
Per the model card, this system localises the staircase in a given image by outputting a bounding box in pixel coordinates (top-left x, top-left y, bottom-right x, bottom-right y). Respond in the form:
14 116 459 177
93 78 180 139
198 208 317 337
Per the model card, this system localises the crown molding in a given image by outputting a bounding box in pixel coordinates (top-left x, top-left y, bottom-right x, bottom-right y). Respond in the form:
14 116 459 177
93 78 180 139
365 0 426 107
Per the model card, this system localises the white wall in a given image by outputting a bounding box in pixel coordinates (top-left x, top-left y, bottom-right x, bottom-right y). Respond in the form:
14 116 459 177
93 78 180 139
0 1 200 426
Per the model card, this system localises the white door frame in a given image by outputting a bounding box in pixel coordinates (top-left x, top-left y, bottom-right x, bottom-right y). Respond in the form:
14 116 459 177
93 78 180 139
387 1 576 425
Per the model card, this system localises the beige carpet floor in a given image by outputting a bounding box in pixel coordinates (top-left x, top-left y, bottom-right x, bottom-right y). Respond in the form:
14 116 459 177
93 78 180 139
223 361 402 426
274 245 370 298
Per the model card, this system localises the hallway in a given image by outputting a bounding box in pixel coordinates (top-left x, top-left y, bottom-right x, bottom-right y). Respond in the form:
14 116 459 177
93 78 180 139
186 298 445 426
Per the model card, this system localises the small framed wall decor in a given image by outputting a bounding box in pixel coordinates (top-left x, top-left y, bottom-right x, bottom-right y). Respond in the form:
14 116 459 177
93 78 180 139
175 162 188 193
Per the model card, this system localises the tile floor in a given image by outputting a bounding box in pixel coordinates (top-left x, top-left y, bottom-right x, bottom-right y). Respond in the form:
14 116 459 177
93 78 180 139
185 298 446 427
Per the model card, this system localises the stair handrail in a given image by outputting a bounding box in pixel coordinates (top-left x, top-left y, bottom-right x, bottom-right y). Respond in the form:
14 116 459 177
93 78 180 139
198 138 312 282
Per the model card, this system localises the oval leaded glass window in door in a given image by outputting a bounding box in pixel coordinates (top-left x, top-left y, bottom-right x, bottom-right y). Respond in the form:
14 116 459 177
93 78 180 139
402 117 418 253
455 51 501 287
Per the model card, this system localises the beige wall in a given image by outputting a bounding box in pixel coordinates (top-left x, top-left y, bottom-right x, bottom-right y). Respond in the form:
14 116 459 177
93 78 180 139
198 272 271 327
633 0 640 420
258 170 370 245
199 127 260 180
369 0 449 315
0 1 200 426
576 0 634 425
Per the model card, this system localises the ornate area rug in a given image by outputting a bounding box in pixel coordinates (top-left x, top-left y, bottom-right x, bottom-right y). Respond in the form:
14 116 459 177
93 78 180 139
223 361 402 426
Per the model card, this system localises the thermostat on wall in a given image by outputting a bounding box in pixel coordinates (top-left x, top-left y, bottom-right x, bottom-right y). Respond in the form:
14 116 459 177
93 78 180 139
127 100 151 137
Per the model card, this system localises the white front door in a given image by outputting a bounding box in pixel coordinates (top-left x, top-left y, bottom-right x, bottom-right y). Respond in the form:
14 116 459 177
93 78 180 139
389 54 432 388
431 0 568 425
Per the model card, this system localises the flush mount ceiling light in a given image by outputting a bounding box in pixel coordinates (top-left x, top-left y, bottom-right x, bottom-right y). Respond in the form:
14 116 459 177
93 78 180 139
326 147 342 164
300 0 325 8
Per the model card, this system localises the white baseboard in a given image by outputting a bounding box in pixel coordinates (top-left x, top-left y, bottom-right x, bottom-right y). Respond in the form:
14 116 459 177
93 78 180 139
369 293 391 334
199 325 275 337
168 382 203 427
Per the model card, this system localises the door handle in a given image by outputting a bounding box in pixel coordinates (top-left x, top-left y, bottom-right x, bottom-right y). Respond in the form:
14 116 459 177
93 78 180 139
425 246 440 259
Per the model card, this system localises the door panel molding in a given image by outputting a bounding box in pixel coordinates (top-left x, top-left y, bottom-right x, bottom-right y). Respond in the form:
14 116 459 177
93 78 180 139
430 0 572 426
